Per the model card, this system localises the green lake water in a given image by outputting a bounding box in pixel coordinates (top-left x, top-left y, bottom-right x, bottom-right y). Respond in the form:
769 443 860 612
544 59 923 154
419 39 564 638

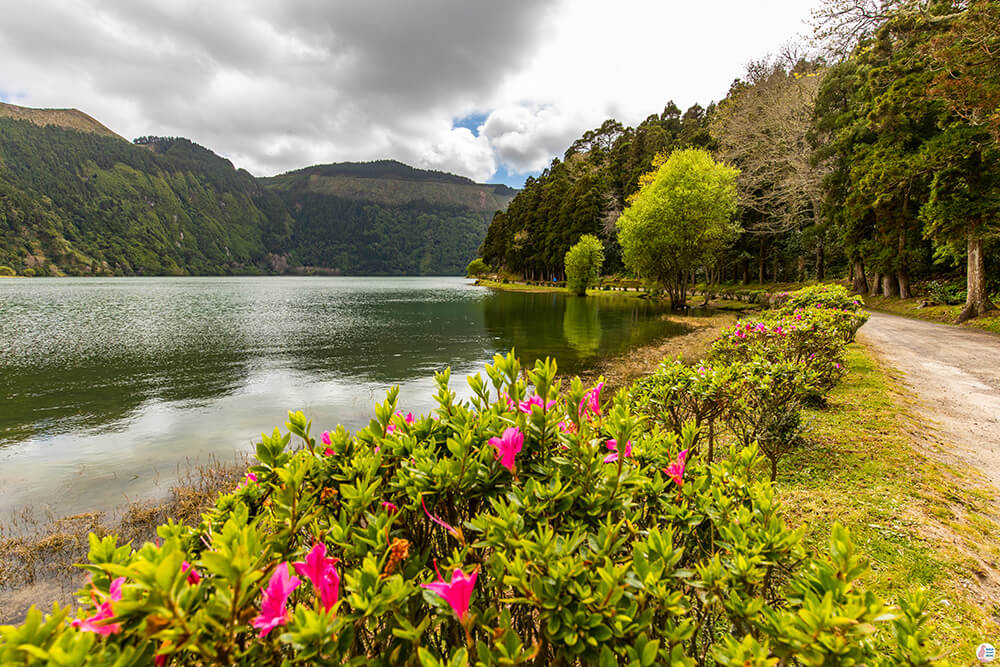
0 277 685 518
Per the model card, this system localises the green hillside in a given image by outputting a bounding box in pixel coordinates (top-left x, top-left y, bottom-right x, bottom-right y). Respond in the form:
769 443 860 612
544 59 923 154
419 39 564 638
261 161 516 275
0 106 514 277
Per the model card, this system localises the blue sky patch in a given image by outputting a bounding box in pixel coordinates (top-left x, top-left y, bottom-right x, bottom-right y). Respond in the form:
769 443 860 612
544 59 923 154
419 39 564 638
453 112 487 136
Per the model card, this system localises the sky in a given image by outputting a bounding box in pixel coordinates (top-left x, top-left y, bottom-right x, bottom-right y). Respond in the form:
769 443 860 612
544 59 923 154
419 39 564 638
0 0 822 187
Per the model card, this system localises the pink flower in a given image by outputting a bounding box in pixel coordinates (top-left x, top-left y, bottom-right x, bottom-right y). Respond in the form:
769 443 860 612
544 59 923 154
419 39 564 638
834 362 842 369
237 471 258 489
293 543 340 613
735 330 746 339
324 447 334 456
579 382 604 418
382 501 398 513
603 439 632 463
518 395 556 414
697 366 707 375
422 562 478 622
557 420 576 434
181 561 201 585
422 496 460 539
321 431 332 446
664 449 689 488
71 577 126 636
489 427 524 473
402 412 415 424
251 564 300 637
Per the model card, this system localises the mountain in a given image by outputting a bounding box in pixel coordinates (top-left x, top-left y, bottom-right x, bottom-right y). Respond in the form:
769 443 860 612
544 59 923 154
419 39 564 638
0 103 513 276
0 101 125 140
262 161 516 275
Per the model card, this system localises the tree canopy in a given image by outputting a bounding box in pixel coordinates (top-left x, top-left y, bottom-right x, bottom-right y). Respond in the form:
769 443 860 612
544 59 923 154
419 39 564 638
617 149 740 309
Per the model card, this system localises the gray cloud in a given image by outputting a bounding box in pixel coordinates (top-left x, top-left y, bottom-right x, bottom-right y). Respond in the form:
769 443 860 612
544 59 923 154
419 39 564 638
0 0 560 180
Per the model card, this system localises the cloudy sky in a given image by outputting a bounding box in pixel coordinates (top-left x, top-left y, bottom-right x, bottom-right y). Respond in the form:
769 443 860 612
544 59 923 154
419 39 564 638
0 0 820 187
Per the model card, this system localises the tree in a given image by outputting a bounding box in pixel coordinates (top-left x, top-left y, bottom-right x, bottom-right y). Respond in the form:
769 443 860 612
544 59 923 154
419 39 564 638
466 258 491 278
617 149 740 309
711 56 831 281
564 234 604 296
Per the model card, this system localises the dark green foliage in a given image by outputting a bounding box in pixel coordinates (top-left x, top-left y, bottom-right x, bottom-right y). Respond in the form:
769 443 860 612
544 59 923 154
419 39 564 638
0 122 289 275
0 127 511 277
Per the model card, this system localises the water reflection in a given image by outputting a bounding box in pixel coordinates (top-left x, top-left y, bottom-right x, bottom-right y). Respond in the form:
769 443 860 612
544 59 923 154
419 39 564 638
0 277 685 516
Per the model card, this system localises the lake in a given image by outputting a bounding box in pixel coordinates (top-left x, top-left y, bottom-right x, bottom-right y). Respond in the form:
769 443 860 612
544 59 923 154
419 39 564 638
0 277 684 519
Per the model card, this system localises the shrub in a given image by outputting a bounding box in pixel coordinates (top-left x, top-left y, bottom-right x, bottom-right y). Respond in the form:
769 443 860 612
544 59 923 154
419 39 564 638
564 234 604 296
925 280 966 306
627 358 734 461
0 265 15 276
0 354 938 665
465 259 491 278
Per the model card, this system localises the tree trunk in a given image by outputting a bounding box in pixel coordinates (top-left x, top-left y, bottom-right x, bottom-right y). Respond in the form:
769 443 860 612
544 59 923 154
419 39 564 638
741 260 749 285
816 240 826 281
882 274 898 297
851 259 867 294
957 235 996 323
897 271 911 300
758 238 767 284
896 228 910 299
796 255 806 283
870 272 883 297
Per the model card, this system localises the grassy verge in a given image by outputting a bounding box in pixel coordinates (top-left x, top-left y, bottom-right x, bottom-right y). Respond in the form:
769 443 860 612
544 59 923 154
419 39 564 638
473 278 648 299
782 344 1000 657
865 294 1000 335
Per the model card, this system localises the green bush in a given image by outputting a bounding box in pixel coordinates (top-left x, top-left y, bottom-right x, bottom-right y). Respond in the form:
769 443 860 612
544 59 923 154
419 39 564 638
0 265 15 276
925 280 966 306
465 258 491 278
564 234 604 296
0 352 938 665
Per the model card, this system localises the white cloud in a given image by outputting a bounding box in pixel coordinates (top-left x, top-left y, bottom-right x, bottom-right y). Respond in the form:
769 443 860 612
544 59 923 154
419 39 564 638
0 0 820 184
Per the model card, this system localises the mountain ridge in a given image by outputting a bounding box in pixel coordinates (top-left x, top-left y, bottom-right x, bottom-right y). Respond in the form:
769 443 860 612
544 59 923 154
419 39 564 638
0 105 515 277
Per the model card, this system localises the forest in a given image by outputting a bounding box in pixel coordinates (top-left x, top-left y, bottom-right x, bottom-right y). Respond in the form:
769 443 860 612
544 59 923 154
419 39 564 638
479 0 999 321
0 127 511 277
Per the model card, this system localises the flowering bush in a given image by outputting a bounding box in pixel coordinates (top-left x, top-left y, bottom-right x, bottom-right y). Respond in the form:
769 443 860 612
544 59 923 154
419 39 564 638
772 284 869 343
0 347 937 665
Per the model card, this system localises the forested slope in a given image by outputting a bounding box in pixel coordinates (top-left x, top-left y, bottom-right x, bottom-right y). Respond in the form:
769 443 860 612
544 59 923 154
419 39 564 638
0 110 514 277
262 161 515 275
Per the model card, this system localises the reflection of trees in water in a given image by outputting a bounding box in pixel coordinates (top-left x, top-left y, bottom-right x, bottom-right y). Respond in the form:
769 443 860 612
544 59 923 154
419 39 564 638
480 291 686 375
562 296 602 355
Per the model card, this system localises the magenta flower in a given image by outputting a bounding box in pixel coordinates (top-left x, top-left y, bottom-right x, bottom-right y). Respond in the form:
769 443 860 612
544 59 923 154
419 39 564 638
237 471 258 489
321 431 332 446
422 496 460 539
579 381 604 418
518 395 556 414
422 562 478 623
71 577 126 636
664 449 689 488
603 439 633 463
251 564 300 637
293 543 340 613
382 501 399 513
557 420 576 434
401 412 415 424
834 362 842 369
489 426 524 473
181 561 201 585
324 447 334 456
386 423 397 435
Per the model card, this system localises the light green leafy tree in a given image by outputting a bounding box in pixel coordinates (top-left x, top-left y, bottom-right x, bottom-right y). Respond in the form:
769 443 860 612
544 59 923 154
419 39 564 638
617 149 740 309
563 234 604 296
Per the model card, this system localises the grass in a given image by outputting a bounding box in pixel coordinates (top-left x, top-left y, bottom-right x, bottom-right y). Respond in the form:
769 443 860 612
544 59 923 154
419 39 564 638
865 294 1000 335
0 455 248 625
780 344 1000 658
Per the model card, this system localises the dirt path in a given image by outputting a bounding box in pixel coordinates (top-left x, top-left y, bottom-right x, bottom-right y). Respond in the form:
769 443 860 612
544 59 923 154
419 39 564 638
859 311 1000 490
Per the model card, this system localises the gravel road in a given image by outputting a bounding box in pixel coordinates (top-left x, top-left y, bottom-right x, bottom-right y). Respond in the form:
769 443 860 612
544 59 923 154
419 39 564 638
859 311 1000 489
